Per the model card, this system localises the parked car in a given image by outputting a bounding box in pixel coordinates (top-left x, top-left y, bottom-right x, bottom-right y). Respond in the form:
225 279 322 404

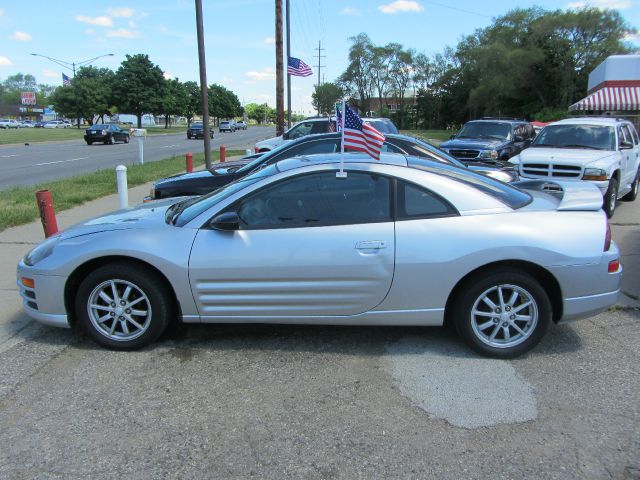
0 119 20 129
440 119 535 161
187 122 214 139
511 117 640 218
235 121 247 130
19 120 35 128
44 120 73 128
84 124 130 145
17 152 620 357
219 121 236 133
255 116 399 152
34 121 47 128
145 133 518 200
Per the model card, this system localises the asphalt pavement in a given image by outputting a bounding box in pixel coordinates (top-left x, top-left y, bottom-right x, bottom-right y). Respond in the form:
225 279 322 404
0 181 638 479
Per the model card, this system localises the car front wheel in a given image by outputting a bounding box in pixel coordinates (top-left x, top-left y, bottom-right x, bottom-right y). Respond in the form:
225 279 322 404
453 269 551 358
604 178 618 218
75 263 172 350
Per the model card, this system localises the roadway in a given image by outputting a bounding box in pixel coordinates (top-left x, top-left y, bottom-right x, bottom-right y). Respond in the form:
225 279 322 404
0 126 276 190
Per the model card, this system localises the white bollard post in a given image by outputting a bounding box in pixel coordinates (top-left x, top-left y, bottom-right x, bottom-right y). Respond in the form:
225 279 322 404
245 149 251 156
137 136 144 165
116 165 128 209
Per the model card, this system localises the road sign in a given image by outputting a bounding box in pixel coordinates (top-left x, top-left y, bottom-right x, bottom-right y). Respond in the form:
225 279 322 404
21 92 36 105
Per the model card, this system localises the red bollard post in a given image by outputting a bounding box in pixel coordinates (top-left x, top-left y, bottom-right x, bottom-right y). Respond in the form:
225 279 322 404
220 144 226 163
36 190 59 238
186 152 193 173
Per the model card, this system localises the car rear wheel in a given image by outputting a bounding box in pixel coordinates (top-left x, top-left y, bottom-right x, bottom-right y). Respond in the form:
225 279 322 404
75 262 172 350
124 136 130 144
622 168 639 202
453 268 551 358
604 178 618 218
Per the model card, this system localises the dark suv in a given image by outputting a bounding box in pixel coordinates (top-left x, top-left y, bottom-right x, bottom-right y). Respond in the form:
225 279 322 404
187 122 214 139
440 119 535 162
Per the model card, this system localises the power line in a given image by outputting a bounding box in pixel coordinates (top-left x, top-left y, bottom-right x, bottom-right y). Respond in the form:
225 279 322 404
422 1 492 19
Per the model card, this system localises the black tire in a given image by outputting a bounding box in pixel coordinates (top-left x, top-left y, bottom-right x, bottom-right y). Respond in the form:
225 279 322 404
75 262 173 350
124 135 130 144
603 177 618 218
452 268 552 358
86 141 93 146
187 134 192 140
622 168 639 202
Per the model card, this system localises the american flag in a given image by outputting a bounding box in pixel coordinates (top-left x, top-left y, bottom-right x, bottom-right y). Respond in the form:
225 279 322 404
287 56 312 77
62 73 71 87
341 104 385 160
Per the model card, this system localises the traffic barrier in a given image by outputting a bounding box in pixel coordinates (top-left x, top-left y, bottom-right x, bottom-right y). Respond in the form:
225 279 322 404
220 144 226 163
36 190 59 238
186 152 193 172
116 165 128 209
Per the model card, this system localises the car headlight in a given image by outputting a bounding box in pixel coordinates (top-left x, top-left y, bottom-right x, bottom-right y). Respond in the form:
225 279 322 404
101 130 107 135
479 149 499 160
583 168 608 181
24 235 60 266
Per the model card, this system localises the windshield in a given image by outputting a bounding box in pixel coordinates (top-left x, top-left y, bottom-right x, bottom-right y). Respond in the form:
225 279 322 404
365 119 399 134
92 124 108 129
191 123 203 128
171 164 280 227
532 125 614 150
457 122 511 140
401 137 465 167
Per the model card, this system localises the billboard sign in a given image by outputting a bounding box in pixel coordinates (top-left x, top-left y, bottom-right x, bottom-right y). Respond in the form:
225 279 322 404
21 92 37 105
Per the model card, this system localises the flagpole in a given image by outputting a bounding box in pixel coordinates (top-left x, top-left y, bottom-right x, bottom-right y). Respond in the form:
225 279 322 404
337 99 347 178
285 0 291 129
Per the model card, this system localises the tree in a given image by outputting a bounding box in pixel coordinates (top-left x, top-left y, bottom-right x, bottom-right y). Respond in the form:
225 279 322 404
160 78 186 128
339 33 375 113
387 45 414 128
311 83 343 115
370 44 395 113
208 84 241 122
245 103 274 124
112 54 166 128
181 81 201 126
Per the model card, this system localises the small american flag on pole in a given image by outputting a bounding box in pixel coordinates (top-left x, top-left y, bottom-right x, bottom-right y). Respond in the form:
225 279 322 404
287 56 312 77
62 73 71 87
341 103 385 160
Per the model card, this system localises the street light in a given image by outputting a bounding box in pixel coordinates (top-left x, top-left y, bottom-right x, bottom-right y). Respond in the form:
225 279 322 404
31 52 115 128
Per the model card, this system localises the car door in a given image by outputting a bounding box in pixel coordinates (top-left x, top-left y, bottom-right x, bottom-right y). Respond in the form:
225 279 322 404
188 170 395 319
619 126 634 186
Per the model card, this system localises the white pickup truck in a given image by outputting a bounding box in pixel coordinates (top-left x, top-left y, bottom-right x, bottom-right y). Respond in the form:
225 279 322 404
511 117 640 217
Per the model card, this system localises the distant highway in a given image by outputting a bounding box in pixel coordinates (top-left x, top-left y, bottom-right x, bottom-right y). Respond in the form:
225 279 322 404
0 126 276 190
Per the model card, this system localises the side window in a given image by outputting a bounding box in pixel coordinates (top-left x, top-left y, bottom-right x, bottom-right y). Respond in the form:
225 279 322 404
396 180 458 219
235 172 391 229
621 125 636 146
379 142 404 154
287 122 313 140
310 121 329 134
270 139 339 162
630 125 640 145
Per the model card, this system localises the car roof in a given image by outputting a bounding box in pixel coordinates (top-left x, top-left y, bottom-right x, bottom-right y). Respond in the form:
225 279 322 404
550 117 626 127
465 119 528 125
275 151 410 173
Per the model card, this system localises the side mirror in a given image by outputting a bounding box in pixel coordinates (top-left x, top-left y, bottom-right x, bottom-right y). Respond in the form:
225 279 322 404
620 140 634 150
208 212 239 231
282 130 290 140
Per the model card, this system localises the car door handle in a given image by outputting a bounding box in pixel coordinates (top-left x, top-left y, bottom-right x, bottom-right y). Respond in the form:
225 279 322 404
355 240 387 250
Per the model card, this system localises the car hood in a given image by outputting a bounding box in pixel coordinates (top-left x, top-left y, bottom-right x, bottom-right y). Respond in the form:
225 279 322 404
440 138 508 150
256 135 285 150
59 198 184 239
517 147 617 167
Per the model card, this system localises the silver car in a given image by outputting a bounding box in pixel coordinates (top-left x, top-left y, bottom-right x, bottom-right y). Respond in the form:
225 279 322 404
17 153 621 357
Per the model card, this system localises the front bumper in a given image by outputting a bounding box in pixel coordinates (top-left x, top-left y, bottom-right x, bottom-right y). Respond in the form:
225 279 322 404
16 263 70 328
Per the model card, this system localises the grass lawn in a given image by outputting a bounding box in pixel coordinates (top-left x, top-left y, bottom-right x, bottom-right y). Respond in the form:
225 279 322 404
0 125 188 146
401 129 453 145
0 149 245 232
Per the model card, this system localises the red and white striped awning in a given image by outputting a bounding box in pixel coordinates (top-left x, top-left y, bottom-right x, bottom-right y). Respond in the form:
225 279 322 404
569 86 640 111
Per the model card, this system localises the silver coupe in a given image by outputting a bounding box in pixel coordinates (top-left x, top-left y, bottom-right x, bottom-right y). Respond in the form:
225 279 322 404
17 153 622 357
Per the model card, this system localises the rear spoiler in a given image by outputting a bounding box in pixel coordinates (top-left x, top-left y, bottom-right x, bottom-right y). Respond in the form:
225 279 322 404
514 179 603 211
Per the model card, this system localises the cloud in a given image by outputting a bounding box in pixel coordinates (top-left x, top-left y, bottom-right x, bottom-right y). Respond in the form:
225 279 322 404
245 68 276 81
264 36 275 45
85 28 95 35
163 71 174 80
0 9 4 16
340 7 361 15
624 31 640 43
76 15 113 27
10 31 32 41
107 7 135 18
42 69 59 79
0 56 13 66
378 1 424 14
567 0 631 8
106 28 140 38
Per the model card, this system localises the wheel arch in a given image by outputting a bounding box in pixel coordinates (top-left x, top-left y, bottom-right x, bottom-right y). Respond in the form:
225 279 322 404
444 259 563 326
64 255 181 327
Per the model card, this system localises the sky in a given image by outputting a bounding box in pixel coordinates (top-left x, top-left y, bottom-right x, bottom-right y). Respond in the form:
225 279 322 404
1 0 638 115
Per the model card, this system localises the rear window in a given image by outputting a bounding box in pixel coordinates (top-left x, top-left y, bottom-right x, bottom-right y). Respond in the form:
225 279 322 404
407 157 532 209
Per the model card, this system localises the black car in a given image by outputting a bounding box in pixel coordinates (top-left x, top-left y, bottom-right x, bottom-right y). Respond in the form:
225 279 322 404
440 119 535 161
187 122 214 139
146 133 518 201
84 124 130 145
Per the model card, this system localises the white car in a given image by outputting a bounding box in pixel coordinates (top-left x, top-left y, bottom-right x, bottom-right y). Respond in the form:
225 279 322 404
44 120 73 128
512 117 640 217
0 119 20 129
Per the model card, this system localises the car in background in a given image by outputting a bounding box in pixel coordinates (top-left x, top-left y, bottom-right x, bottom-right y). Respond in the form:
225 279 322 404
18 151 621 357
440 118 535 161
44 120 73 128
235 121 247 130
145 132 518 200
187 122 214 139
255 116 399 152
19 120 35 128
0 119 20 129
34 121 47 128
84 124 130 145
219 121 236 133
511 117 640 218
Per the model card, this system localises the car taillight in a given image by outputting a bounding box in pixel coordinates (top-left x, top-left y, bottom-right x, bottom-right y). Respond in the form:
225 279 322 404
604 221 611 251
608 259 620 273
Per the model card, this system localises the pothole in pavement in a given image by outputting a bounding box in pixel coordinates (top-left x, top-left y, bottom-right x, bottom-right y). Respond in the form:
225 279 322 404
383 335 537 429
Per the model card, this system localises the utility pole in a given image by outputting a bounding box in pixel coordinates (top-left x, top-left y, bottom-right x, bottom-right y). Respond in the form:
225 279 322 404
314 41 326 116
285 0 291 129
195 0 212 169
275 0 284 136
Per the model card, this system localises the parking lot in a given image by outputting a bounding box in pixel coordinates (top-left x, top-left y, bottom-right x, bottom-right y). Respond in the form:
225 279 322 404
0 181 638 479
